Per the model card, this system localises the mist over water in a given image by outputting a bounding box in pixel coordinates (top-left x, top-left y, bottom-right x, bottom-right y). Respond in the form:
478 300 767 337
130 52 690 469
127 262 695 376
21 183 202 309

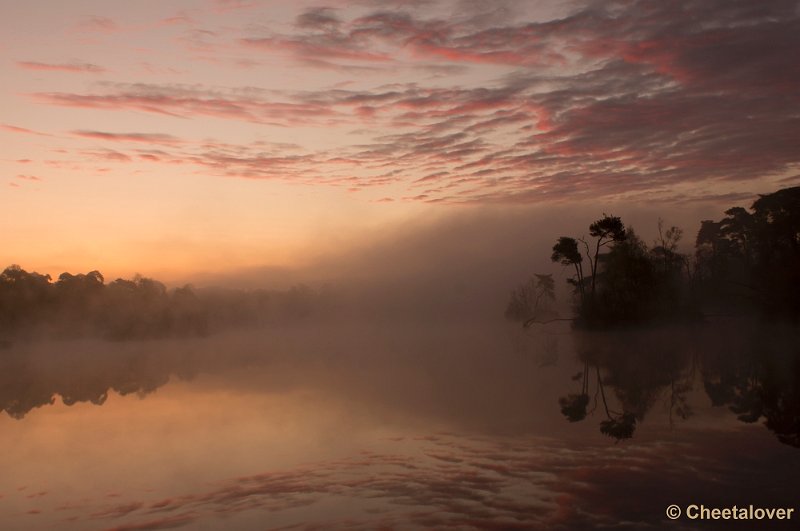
188 202 721 321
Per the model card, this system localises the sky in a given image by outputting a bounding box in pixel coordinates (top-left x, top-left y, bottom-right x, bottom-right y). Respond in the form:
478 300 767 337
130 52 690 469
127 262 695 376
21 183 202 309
2 0 799 282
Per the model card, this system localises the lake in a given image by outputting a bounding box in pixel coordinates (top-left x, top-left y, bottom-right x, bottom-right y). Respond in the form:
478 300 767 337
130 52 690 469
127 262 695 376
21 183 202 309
1 319 798 530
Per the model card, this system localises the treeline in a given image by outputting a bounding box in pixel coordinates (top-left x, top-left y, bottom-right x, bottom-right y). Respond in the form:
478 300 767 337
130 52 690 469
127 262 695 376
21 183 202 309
507 185 800 327
0 266 335 342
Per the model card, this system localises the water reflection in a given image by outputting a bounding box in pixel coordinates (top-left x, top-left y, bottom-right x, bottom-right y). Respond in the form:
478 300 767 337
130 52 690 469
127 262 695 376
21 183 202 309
703 324 800 448
3 425 796 531
1 322 799 529
0 341 186 419
3 321 799 452
1 323 580 439
557 321 800 447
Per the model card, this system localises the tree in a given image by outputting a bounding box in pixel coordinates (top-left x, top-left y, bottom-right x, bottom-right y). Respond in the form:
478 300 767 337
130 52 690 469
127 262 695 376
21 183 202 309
652 218 684 276
719 207 755 262
594 228 656 323
0 265 53 337
551 236 586 305
694 186 800 318
750 186 800 318
585 214 627 301
551 215 627 322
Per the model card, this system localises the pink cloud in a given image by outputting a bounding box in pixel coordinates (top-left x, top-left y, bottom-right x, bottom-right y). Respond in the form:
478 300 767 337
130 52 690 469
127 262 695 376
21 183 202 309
80 149 133 162
72 131 183 145
17 61 107 73
159 13 194 26
33 86 340 126
211 0 258 13
77 16 118 33
240 8 568 70
102 513 196 531
1 124 51 137
91 502 144 519
241 35 396 64
23 0 800 205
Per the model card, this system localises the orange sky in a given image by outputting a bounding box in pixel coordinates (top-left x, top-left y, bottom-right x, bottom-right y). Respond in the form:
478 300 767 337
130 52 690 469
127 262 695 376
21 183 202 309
2 0 798 281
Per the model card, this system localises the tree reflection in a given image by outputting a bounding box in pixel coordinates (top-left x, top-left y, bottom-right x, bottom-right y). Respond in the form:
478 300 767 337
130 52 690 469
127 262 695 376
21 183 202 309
557 323 799 448
0 344 183 419
559 358 638 441
559 359 590 422
701 324 800 448
557 328 694 442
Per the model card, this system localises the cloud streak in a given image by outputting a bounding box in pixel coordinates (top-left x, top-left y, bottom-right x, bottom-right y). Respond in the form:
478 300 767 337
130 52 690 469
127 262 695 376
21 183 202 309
17 61 107 74
1 124 53 137
71 131 183 145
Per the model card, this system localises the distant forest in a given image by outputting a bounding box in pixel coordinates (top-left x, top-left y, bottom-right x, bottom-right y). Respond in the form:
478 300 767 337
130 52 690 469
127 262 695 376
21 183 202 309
507 186 800 327
0 268 335 342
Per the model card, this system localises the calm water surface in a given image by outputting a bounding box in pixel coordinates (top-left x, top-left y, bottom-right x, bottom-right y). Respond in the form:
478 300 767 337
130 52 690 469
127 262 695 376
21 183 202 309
1 321 798 530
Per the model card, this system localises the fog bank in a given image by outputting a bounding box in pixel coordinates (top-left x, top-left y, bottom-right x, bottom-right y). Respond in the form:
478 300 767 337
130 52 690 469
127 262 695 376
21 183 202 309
192 200 727 321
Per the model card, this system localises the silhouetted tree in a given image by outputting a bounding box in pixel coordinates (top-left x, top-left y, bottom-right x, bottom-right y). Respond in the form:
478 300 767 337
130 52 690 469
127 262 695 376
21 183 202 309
0 264 336 342
694 186 800 319
551 215 629 324
750 187 800 318
652 219 685 277
585 214 627 300
0 265 53 338
593 229 656 324
53 270 105 336
551 236 586 305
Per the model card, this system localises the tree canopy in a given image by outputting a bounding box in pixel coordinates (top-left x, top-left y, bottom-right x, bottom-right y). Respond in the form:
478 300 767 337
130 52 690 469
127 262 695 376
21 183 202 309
540 186 800 327
0 266 334 342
